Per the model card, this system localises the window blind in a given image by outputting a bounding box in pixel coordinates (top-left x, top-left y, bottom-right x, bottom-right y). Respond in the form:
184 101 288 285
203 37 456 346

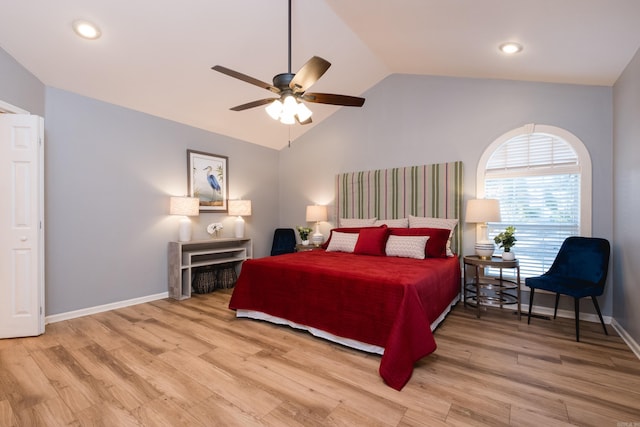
483 133 581 278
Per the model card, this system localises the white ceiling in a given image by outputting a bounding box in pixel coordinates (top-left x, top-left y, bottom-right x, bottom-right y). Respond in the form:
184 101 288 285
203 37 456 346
1 0 639 150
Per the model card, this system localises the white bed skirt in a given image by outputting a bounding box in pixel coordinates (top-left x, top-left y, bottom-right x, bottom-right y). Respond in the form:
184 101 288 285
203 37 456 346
236 293 460 355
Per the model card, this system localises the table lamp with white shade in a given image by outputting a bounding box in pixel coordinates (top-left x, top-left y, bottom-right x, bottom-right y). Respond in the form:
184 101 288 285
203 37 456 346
465 199 501 259
306 205 328 246
170 196 200 242
229 200 252 238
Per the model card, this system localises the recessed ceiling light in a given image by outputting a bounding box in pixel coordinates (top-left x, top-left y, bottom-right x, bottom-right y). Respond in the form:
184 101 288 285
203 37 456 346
72 20 101 40
499 42 523 55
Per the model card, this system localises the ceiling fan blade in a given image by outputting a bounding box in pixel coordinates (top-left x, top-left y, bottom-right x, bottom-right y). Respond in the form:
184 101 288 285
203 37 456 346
289 56 331 93
301 93 365 107
212 65 280 94
230 98 279 111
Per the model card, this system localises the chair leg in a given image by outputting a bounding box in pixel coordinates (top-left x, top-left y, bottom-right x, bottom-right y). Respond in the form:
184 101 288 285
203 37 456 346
591 296 609 336
527 288 535 325
554 293 560 319
574 298 580 342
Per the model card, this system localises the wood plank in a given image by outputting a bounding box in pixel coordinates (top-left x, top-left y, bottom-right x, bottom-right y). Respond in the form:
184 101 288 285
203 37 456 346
0 289 639 426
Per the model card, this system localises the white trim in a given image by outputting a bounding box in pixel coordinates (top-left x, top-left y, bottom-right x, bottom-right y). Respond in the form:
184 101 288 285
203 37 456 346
0 99 30 114
611 318 640 360
45 292 169 324
525 303 612 324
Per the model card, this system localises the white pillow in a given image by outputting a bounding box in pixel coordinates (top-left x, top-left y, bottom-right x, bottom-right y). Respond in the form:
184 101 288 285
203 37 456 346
339 217 377 227
385 235 429 260
408 216 458 256
374 218 409 228
325 231 359 253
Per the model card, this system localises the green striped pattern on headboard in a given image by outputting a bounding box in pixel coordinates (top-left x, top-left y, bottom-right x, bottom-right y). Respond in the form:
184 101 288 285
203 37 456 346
335 161 464 254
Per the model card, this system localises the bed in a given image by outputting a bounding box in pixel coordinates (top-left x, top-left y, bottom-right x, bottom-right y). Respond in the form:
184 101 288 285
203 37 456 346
229 161 464 390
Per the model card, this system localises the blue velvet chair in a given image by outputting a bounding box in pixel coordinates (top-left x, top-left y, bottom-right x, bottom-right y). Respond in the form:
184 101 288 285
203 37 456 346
270 228 296 256
526 236 610 342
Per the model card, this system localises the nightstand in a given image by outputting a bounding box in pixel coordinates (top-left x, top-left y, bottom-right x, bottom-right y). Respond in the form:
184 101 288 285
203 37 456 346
463 255 521 320
295 244 322 252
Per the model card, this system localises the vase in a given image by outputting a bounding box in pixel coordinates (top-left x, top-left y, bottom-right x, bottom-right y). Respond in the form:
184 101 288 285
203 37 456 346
502 251 515 261
301 239 310 246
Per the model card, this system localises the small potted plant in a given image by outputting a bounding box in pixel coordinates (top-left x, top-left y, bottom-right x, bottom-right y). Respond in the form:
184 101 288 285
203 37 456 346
297 226 313 246
494 226 517 260
206 222 224 238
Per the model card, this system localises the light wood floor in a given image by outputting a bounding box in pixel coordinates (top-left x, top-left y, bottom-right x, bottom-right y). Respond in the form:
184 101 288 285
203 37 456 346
1 290 639 427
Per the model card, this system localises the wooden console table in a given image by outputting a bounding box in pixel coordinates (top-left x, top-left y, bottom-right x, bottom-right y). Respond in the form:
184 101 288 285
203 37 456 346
168 238 252 300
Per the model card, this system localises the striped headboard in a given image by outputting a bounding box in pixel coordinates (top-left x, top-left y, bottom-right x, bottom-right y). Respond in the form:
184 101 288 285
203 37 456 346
335 161 463 254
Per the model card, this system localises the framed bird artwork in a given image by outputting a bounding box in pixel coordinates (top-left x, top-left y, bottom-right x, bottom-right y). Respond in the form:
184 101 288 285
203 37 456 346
187 149 228 212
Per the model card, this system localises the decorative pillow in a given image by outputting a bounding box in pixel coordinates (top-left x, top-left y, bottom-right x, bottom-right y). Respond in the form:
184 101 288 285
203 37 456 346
374 218 409 228
408 216 459 256
389 227 450 258
322 227 377 249
385 235 430 260
354 225 389 256
339 217 377 227
325 231 359 253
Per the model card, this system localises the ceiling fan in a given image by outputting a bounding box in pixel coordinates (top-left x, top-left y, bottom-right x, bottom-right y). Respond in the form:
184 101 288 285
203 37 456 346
211 0 365 125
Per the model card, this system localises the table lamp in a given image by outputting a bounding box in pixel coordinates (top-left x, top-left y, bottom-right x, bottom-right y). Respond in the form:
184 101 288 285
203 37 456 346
229 200 252 238
170 196 200 242
466 199 501 259
306 205 328 246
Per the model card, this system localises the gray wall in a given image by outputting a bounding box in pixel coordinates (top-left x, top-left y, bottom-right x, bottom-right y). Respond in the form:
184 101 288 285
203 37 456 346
0 47 44 115
279 74 615 315
42 88 279 315
613 47 640 344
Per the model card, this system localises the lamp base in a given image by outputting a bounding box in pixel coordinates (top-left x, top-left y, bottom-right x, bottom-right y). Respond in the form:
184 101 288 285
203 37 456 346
474 240 495 260
234 216 245 238
311 232 323 247
178 217 192 242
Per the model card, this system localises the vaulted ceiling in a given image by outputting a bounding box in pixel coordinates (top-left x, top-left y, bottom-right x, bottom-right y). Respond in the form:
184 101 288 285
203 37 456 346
1 0 639 150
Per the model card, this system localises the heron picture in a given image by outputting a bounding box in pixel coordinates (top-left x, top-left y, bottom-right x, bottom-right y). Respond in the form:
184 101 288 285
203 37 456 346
187 150 228 212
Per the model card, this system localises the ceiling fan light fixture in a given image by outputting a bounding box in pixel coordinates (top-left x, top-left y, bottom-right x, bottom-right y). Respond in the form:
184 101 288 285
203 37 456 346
296 102 312 122
265 100 283 120
280 113 296 125
282 95 298 115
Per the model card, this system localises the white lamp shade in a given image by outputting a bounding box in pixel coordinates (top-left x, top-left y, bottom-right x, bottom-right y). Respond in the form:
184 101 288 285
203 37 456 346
228 200 252 216
465 199 501 223
306 205 328 222
170 197 199 216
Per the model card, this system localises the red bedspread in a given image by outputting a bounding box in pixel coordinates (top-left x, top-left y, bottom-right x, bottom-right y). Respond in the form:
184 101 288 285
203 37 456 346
228 250 461 390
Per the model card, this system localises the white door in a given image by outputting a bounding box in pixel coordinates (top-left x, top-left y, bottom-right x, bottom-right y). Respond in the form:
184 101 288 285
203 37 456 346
0 114 45 338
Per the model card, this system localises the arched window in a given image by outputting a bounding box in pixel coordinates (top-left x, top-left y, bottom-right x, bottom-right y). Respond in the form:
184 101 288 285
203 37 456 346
477 124 592 278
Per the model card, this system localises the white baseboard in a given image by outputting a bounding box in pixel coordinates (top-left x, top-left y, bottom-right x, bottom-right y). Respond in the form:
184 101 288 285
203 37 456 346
526 304 640 361
524 303 612 324
610 319 640 360
45 292 169 324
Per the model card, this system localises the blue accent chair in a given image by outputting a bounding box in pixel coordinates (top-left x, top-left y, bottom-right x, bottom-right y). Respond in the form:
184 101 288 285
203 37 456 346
270 228 296 256
526 236 610 342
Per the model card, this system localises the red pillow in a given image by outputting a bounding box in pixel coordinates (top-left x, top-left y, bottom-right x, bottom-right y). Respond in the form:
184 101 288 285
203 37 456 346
354 225 389 256
389 227 450 257
322 226 379 249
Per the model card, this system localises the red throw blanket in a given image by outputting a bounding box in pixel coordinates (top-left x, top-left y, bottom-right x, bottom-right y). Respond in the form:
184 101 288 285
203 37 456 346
228 251 460 390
